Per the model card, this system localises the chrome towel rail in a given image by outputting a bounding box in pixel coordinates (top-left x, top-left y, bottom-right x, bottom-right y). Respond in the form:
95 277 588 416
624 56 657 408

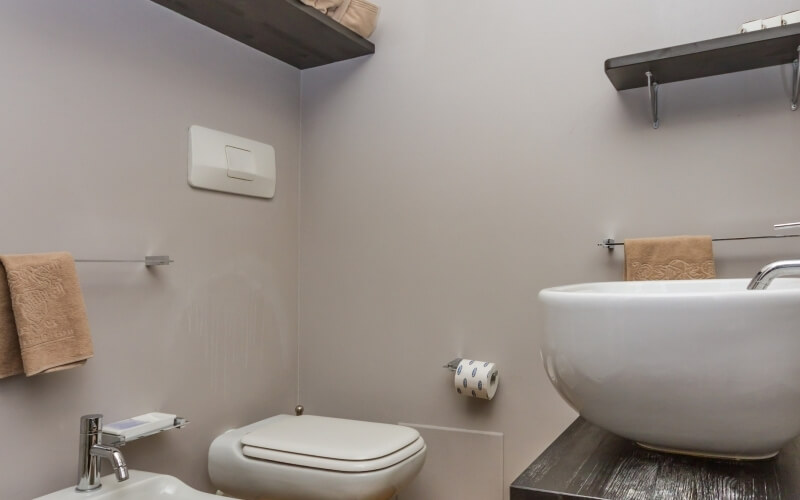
74 255 173 266
599 235 800 250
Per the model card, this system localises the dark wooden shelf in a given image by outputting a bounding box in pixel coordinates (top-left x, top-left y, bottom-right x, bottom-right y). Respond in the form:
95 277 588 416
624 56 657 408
606 24 800 90
150 0 375 69
511 418 800 500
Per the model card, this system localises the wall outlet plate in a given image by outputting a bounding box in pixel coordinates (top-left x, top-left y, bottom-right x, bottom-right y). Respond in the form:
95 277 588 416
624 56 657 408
188 125 276 199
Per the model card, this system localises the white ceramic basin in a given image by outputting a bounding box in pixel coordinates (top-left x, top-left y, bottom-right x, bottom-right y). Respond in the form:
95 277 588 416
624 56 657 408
539 278 800 460
34 470 222 499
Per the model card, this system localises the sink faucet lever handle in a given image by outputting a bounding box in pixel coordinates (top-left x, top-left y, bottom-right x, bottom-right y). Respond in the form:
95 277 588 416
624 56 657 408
774 222 800 231
79 414 103 435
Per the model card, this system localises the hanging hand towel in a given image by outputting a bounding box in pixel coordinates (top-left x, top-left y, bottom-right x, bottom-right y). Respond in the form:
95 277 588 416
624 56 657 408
0 252 93 376
328 0 380 39
0 264 23 379
623 235 716 281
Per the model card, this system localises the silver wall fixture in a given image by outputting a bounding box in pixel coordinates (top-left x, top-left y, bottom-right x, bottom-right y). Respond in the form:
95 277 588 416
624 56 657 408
644 46 798 127
74 255 173 266
793 47 800 111
443 358 463 372
646 71 659 129
600 223 800 250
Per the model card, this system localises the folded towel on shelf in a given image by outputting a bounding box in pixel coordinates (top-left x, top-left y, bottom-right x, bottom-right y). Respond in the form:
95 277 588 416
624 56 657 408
329 0 380 39
0 252 93 377
299 0 344 15
623 235 716 281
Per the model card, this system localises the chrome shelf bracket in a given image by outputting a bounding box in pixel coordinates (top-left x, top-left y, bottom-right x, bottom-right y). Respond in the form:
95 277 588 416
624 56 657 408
792 47 799 111
646 71 659 129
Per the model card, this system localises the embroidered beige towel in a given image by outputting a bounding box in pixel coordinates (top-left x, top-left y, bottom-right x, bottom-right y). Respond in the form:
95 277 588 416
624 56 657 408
624 236 716 281
328 0 380 38
0 264 23 379
0 253 93 376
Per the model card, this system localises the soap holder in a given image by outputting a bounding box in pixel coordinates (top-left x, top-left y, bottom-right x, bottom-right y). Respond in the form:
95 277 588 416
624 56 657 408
101 412 189 446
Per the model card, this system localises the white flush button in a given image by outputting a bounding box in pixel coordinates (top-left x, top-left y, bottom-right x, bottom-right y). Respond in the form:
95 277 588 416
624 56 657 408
189 125 276 199
226 146 256 181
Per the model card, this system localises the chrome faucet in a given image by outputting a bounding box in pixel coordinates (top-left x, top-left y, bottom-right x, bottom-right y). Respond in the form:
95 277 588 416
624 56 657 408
748 260 800 289
76 414 129 492
748 222 800 290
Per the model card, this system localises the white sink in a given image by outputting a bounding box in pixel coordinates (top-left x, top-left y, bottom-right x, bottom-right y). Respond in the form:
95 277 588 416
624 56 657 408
35 470 222 499
539 278 800 460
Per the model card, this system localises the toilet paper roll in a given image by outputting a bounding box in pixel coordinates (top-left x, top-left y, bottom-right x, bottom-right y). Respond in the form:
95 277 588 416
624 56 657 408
454 359 499 400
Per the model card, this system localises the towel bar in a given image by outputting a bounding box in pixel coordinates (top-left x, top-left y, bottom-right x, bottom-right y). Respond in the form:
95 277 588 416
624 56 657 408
599 235 800 250
74 255 173 266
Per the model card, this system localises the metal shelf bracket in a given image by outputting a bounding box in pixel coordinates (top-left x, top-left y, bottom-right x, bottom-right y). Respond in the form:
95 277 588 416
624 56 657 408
646 71 659 128
792 46 799 111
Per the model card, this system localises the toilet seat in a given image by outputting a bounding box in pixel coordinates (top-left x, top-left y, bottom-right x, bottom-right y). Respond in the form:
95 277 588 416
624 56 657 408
240 414 424 472
208 414 427 500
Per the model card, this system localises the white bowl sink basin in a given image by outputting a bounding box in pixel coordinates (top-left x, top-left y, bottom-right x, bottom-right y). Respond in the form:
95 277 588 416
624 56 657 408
539 278 800 460
34 470 222 499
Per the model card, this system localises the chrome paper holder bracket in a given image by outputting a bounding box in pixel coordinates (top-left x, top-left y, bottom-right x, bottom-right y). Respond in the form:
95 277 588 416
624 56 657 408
792 46 799 111
444 358 463 372
646 71 659 129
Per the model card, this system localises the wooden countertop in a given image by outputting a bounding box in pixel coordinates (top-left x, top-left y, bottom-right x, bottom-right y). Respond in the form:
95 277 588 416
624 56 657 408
510 418 800 500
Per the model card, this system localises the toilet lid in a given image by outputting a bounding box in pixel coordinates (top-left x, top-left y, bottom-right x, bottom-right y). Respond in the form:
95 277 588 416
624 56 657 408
242 437 425 473
240 415 423 472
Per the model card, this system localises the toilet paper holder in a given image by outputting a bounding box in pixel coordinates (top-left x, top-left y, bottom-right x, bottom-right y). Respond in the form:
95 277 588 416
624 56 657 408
443 358 463 372
445 358 498 383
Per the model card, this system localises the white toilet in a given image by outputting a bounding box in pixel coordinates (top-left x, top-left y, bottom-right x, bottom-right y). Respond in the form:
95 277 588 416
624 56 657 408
208 414 427 500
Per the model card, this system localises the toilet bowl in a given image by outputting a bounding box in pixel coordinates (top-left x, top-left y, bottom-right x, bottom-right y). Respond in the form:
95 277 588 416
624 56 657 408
208 414 427 500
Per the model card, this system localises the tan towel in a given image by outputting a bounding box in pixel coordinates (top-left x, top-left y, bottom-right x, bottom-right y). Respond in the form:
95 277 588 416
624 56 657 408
300 0 344 15
0 265 23 379
624 236 716 281
0 252 93 377
328 0 380 39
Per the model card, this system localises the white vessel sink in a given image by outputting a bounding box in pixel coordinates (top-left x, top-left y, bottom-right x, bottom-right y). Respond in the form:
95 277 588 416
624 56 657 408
539 278 800 460
35 470 221 499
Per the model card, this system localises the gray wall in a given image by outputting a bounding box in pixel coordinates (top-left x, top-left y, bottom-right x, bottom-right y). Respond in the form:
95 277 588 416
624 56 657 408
5 0 800 498
0 2 300 498
298 0 800 497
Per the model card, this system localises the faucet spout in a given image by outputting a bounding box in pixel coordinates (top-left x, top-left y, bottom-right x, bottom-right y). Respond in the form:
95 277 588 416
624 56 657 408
747 260 800 290
90 444 129 482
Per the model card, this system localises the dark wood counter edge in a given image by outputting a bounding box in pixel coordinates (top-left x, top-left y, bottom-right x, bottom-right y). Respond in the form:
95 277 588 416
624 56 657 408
511 418 800 500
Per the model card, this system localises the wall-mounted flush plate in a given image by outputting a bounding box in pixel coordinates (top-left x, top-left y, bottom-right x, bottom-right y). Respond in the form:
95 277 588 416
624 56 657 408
188 125 276 199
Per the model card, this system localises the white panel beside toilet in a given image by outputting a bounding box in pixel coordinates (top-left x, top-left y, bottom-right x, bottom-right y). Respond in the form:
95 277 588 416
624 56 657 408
397 423 503 500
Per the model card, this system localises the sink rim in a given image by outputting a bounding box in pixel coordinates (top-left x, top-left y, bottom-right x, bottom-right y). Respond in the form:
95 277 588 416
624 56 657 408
33 470 219 499
540 277 800 298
